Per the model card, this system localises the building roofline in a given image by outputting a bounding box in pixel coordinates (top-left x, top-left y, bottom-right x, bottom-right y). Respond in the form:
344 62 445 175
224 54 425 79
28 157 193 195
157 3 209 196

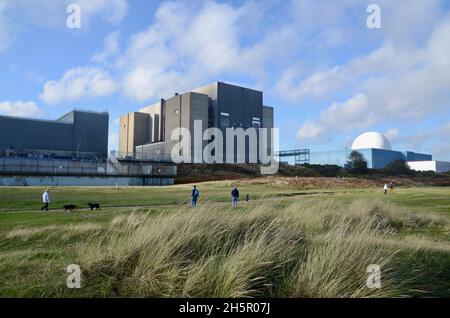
138 81 264 110
0 109 108 124
58 108 109 117
0 114 73 125
216 81 263 93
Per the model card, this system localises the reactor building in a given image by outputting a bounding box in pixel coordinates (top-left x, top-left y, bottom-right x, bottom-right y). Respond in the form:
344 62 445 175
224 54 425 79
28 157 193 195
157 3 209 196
119 82 274 162
0 110 109 160
309 131 450 173
0 109 178 186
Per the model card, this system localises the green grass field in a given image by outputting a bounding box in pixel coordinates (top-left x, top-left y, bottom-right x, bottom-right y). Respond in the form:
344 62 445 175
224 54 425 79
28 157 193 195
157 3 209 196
0 180 449 297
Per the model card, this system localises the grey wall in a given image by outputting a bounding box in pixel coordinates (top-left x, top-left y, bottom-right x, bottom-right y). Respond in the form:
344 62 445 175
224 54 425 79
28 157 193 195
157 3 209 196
0 111 109 159
191 82 269 163
192 82 219 127
262 106 274 129
0 116 74 152
262 106 274 155
217 82 263 129
163 92 209 159
73 111 109 157
127 82 273 163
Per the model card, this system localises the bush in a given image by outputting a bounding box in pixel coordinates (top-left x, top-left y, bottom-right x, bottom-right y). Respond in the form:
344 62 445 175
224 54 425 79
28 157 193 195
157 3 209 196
383 160 413 176
346 151 368 174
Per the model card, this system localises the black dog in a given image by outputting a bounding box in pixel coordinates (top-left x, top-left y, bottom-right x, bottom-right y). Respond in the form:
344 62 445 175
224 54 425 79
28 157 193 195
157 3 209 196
88 203 101 210
63 204 77 212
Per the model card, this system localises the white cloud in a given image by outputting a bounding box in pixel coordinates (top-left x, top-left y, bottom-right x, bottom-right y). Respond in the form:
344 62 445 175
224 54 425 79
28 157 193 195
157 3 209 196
92 31 120 64
296 121 327 144
382 123 450 160
41 1 264 103
277 66 345 102
12 0 128 27
117 0 283 102
0 101 42 117
0 0 128 54
40 67 117 105
293 14 450 145
296 93 372 143
384 128 399 143
76 0 129 26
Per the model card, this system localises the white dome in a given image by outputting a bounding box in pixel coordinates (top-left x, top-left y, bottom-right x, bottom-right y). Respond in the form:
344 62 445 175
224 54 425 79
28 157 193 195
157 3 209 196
351 132 392 150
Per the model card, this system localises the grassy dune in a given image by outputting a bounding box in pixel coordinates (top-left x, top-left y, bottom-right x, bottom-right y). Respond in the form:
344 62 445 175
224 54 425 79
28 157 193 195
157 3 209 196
0 182 449 297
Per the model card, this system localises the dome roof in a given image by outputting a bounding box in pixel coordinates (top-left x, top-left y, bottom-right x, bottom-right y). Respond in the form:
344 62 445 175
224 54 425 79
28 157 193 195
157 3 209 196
351 132 392 151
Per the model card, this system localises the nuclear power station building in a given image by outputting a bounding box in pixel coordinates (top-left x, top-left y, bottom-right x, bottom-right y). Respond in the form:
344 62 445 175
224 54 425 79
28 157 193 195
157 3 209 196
0 109 177 186
0 110 109 160
309 131 450 173
119 82 274 162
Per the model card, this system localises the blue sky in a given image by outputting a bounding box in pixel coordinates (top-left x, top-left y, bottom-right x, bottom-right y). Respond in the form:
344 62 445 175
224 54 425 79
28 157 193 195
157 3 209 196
0 0 449 160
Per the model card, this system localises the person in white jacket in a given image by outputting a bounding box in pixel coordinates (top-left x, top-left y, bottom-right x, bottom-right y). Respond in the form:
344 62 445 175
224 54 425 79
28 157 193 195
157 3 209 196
383 184 388 195
41 189 50 211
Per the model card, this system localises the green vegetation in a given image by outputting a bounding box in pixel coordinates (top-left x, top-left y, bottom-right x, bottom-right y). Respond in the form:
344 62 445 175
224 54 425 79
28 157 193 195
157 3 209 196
177 162 450 182
0 181 449 297
346 150 369 173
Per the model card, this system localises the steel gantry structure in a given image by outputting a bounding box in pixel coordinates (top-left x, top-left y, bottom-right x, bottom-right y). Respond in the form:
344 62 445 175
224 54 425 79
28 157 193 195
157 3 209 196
275 149 310 165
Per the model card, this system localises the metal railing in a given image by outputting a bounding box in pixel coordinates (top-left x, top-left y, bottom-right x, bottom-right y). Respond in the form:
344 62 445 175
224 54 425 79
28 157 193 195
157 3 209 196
0 148 106 161
0 157 107 175
0 157 177 177
110 150 173 162
275 149 310 165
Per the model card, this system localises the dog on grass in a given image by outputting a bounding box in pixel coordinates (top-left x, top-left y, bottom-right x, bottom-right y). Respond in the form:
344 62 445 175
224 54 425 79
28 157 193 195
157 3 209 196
88 203 101 210
63 204 77 212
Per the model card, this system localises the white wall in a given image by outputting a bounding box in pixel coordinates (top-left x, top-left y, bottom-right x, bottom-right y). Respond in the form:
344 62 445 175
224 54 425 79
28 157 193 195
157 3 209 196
407 161 450 173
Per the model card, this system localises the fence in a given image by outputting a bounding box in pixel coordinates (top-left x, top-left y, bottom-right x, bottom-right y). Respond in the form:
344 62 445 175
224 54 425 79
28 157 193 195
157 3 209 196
110 150 172 162
0 157 107 175
0 148 107 161
0 157 177 177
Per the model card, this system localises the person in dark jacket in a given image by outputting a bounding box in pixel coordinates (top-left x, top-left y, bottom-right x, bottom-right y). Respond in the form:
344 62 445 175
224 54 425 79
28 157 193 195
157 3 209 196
191 185 200 208
231 187 239 208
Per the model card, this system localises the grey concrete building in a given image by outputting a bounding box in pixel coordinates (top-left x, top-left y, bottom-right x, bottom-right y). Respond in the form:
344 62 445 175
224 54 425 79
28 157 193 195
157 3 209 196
119 82 274 163
0 110 109 160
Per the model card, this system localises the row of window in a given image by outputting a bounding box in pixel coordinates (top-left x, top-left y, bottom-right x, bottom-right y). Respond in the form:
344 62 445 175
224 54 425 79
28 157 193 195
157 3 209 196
221 115 261 129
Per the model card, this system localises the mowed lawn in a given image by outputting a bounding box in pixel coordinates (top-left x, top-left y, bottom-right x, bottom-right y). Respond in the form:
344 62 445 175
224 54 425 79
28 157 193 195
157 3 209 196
0 181 449 297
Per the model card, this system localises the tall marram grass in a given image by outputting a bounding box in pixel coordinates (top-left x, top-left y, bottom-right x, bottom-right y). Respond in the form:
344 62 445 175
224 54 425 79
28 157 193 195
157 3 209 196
75 199 448 297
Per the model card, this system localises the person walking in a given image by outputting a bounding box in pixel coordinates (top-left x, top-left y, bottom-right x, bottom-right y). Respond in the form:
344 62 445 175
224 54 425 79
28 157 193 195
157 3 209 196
231 187 239 208
389 182 394 194
245 193 250 204
41 189 50 211
191 185 200 208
